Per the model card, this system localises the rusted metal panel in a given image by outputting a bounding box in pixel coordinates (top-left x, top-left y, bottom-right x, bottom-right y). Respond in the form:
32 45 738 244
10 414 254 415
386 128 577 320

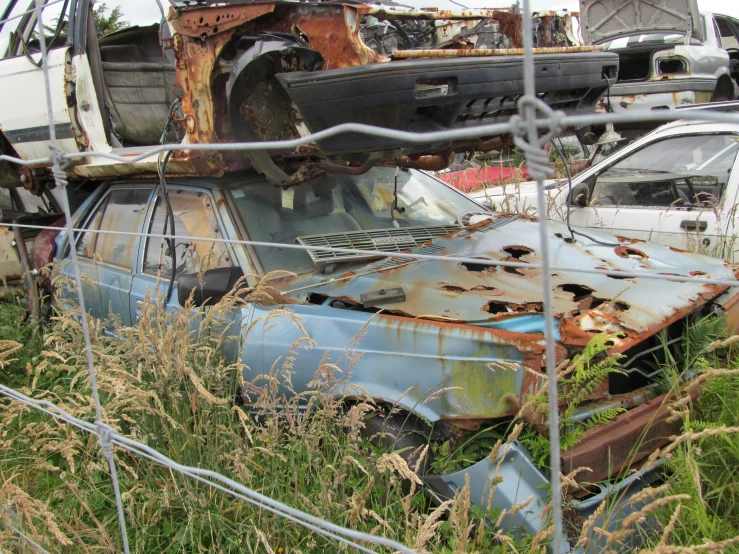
358 7 513 20
172 4 276 38
242 4 384 69
392 45 605 59
561 387 701 483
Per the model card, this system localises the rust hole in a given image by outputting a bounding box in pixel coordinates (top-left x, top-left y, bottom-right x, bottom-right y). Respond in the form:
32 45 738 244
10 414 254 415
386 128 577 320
690 271 707 277
461 260 495 272
614 301 630 311
614 246 648 260
442 285 467 293
503 245 534 259
485 301 543 315
559 284 594 300
503 266 525 275
470 285 498 292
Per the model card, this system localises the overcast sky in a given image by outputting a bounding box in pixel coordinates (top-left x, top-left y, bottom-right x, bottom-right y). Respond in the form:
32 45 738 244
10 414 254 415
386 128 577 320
107 0 739 27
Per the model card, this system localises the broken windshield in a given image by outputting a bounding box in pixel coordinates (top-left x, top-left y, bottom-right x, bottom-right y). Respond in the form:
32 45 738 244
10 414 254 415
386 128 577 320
228 167 481 274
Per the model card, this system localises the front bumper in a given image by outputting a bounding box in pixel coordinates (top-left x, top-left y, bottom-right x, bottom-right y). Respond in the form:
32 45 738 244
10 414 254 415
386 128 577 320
278 52 619 157
425 441 663 552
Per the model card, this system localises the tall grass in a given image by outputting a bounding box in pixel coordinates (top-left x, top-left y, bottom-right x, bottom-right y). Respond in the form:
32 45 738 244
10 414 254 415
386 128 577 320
0 287 535 553
2 285 739 552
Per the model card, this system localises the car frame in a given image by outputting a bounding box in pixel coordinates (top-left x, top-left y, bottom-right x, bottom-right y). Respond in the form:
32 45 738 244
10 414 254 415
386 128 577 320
53 163 739 549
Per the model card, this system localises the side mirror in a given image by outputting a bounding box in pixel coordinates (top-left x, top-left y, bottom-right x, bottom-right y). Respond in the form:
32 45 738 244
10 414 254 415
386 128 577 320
569 182 590 207
178 266 245 307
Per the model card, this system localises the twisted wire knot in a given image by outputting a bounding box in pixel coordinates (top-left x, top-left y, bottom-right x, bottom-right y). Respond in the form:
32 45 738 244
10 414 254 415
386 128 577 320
49 144 70 187
95 422 116 459
509 95 566 182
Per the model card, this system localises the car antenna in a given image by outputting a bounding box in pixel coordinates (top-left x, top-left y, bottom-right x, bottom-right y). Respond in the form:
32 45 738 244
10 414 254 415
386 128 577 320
552 138 620 247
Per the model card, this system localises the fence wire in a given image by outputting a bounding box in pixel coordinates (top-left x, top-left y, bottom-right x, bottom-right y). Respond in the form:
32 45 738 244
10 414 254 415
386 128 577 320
0 0 737 552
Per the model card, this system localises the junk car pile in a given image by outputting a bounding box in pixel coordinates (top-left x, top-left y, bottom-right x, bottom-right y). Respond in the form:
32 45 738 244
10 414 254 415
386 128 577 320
1 0 739 551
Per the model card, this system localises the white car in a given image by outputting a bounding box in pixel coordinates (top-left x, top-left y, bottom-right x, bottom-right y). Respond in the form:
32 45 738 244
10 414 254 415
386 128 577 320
582 0 739 112
471 116 739 258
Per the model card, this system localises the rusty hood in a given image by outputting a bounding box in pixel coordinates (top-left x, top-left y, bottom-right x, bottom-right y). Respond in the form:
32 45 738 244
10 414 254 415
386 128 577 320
580 0 702 45
287 215 737 350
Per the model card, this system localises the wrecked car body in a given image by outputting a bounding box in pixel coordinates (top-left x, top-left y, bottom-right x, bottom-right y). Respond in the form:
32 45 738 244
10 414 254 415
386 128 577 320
0 0 618 191
470 118 739 260
580 0 737 116
55 165 739 549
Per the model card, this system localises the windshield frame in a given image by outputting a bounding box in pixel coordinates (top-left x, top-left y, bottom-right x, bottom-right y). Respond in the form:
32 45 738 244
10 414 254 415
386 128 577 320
224 168 487 277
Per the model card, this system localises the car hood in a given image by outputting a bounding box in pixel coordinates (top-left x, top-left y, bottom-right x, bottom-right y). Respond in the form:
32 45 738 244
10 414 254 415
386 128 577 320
286 214 737 350
580 0 701 45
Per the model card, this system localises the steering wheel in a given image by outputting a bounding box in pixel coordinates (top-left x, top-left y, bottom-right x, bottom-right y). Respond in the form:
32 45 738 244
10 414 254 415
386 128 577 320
457 211 493 227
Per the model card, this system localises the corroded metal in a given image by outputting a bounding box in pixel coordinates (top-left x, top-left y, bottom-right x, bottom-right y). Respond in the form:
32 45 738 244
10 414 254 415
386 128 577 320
392 45 605 58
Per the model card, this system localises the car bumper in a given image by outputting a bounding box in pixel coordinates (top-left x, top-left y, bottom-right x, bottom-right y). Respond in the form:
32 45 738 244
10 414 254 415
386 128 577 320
278 52 619 157
425 441 663 551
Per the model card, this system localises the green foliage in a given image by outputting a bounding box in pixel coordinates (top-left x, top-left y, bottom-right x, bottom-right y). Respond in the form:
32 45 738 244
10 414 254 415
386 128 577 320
0 298 41 384
430 425 505 474
93 2 129 37
520 333 626 470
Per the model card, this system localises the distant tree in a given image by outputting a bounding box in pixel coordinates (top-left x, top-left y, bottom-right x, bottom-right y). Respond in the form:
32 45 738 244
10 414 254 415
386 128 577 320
93 2 129 37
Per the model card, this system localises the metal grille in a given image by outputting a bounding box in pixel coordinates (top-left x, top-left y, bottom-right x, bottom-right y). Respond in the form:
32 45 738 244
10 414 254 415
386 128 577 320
296 224 461 264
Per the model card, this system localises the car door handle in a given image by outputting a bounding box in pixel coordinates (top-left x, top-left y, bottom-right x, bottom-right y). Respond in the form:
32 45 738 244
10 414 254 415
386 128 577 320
680 220 707 232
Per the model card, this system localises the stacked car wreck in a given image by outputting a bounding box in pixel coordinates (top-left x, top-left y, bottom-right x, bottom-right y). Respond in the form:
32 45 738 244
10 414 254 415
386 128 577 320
2 0 739 551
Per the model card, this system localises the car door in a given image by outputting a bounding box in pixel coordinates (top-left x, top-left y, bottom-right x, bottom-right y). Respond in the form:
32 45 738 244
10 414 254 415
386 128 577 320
66 185 152 325
0 0 79 161
129 187 236 324
583 132 739 253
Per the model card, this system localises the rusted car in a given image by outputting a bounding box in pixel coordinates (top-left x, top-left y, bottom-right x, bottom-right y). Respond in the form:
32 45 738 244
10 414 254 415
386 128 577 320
0 0 618 191
55 165 739 548
581 0 738 116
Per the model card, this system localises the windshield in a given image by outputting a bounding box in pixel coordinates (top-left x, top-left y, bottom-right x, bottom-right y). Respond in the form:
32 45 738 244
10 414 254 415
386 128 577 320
229 167 482 274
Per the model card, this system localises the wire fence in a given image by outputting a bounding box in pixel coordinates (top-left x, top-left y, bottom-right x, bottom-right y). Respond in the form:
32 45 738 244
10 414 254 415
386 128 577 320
0 0 737 552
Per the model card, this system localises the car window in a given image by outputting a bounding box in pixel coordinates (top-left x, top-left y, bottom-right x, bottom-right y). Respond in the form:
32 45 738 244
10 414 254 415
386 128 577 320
229 167 482 274
1 0 69 58
76 188 152 269
591 134 739 208
143 189 231 280
716 17 739 49
0 0 30 57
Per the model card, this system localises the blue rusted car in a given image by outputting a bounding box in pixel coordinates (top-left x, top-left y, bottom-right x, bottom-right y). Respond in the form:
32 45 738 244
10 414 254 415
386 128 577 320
56 166 739 548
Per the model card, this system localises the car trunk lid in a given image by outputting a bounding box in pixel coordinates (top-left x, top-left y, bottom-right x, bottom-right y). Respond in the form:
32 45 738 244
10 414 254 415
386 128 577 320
580 0 702 45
